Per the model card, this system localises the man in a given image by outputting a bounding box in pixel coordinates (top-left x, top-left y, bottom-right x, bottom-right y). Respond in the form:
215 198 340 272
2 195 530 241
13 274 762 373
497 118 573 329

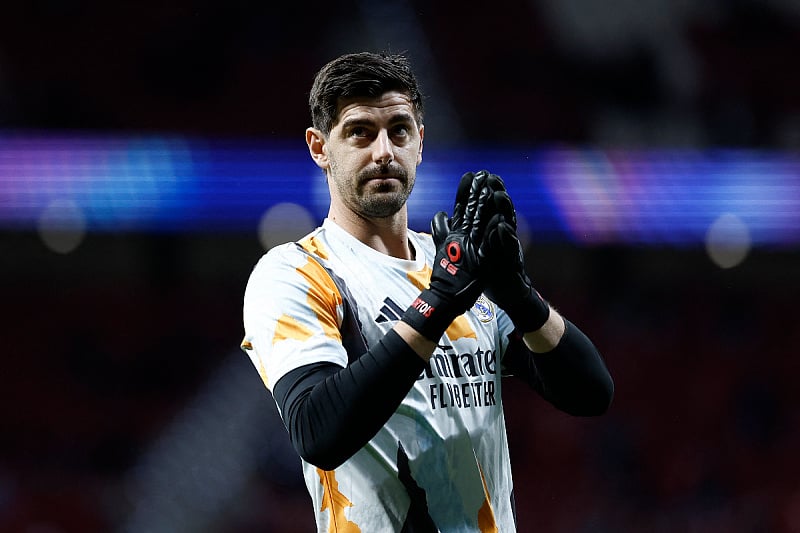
242 51 613 532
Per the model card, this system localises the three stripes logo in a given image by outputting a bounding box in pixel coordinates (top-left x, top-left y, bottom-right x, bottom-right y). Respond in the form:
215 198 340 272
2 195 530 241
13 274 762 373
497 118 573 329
376 297 405 323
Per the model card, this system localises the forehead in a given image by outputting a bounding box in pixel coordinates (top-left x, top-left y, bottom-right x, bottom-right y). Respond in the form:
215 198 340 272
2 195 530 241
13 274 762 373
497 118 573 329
335 91 418 126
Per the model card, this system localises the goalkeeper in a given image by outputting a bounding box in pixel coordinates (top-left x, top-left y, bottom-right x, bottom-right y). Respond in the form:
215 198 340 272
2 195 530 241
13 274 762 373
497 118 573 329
242 51 614 532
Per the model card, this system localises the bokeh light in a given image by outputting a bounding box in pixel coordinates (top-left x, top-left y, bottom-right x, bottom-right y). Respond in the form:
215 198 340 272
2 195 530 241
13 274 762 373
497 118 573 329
705 212 751 269
257 202 317 250
37 198 87 254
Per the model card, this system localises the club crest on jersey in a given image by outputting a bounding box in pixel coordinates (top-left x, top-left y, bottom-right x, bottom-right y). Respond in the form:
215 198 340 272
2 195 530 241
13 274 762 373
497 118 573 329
470 295 494 323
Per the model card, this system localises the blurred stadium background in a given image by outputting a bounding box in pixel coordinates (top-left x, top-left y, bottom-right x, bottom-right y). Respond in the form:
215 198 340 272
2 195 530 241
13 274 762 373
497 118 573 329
2 1 800 531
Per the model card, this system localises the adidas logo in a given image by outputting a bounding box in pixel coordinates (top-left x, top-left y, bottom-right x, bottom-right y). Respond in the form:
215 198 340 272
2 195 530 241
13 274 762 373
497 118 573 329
375 297 405 323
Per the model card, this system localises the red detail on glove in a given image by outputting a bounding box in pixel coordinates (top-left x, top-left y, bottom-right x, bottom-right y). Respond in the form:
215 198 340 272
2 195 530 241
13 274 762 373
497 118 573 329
410 297 435 317
446 241 461 263
439 257 459 276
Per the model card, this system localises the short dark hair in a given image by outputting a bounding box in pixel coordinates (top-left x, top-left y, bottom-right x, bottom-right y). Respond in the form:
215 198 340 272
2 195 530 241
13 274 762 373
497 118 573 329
308 52 424 135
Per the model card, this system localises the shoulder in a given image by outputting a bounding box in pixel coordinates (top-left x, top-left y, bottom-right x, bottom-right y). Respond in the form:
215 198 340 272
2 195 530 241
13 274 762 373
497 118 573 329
248 226 328 277
247 242 306 282
245 238 342 309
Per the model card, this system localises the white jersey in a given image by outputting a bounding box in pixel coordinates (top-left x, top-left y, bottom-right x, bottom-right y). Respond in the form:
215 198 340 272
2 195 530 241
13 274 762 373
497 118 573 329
242 218 519 532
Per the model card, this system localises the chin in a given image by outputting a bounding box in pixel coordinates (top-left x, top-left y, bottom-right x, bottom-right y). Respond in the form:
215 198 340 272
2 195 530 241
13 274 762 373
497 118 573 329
361 197 407 218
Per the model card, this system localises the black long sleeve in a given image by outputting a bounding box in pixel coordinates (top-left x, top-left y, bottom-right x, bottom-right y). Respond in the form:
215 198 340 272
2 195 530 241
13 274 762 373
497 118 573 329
272 329 426 470
502 319 614 416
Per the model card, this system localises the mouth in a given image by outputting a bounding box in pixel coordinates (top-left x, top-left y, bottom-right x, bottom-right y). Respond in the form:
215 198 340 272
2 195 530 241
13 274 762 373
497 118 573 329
362 177 403 194
361 173 405 188
364 175 401 183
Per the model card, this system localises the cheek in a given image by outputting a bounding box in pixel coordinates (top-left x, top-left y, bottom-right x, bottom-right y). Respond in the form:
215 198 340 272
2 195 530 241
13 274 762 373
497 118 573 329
400 142 423 166
327 157 353 190
329 148 358 170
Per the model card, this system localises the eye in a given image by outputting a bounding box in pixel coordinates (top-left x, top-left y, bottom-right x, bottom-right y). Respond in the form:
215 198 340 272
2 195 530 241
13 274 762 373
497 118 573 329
350 126 369 138
392 124 411 138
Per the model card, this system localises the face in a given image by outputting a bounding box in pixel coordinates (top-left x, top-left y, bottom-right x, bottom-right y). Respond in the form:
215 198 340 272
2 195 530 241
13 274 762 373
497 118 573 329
307 91 424 220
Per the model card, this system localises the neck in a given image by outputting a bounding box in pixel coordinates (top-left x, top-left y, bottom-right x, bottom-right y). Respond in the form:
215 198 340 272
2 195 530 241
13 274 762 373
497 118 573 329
328 208 413 260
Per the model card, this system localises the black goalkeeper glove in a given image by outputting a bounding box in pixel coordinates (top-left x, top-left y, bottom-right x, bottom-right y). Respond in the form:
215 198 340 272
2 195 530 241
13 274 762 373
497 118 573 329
400 171 494 341
453 170 551 333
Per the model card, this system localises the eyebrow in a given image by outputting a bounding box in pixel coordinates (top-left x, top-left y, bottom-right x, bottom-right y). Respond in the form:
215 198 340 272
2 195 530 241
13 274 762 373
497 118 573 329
339 111 416 131
339 117 373 130
386 111 416 125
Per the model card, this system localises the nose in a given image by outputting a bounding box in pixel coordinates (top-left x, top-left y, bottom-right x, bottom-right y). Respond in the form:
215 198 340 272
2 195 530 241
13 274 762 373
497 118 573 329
373 129 394 166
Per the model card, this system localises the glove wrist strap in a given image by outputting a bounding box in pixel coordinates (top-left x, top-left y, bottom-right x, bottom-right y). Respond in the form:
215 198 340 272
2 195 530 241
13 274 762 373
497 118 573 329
400 288 458 341
506 288 550 334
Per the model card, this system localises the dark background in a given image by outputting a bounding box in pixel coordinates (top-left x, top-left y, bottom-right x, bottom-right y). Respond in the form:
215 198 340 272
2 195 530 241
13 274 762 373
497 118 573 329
2 1 800 532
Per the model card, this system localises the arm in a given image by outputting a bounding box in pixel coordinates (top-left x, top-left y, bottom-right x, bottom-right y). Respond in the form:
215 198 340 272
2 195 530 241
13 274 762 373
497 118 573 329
503 311 614 416
273 328 427 471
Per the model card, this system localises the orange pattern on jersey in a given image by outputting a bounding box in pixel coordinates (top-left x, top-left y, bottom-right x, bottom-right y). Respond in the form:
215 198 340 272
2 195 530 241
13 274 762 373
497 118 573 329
296 256 342 342
407 265 478 341
317 468 361 532
477 463 499 533
299 234 331 260
272 314 313 344
406 264 432 292
445 316 478 341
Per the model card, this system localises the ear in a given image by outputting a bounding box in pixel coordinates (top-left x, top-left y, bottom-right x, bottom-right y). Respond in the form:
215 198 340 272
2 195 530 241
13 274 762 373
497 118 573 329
417 124 424 165
306 127 329 170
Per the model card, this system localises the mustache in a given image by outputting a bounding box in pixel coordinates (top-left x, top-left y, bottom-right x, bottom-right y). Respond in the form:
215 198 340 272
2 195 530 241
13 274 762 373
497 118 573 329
358 163 408 183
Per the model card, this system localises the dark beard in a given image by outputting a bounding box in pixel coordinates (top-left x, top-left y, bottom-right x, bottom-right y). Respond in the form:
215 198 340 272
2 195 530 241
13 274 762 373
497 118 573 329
355 164 413 218
359 191 409 218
